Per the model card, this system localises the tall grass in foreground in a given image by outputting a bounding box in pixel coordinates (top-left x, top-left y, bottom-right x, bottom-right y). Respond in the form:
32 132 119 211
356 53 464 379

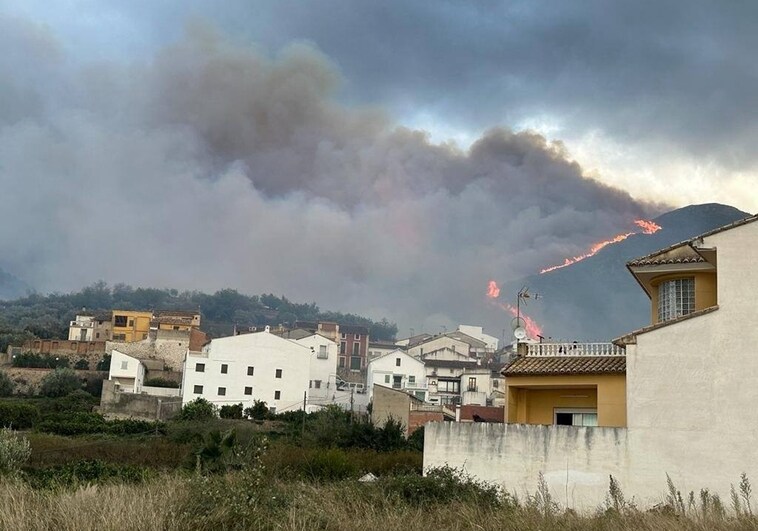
1 474 758 531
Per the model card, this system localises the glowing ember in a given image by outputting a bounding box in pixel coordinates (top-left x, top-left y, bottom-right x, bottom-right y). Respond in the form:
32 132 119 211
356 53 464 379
486 280 500 299
540 219 662 274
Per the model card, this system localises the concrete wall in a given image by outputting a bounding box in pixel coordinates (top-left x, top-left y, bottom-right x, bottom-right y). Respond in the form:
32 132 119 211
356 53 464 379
372 384 412 435
100 380 182 421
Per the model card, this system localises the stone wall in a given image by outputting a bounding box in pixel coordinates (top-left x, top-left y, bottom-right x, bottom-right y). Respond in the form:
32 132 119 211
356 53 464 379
99 380 182 421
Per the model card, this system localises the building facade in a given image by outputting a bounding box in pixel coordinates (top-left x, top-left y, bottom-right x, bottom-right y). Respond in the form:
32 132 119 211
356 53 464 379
111 310 153 342
366 350 427 402
68 314 112 341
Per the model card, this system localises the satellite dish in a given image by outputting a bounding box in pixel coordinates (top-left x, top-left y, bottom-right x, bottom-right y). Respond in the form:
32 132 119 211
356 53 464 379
513 327 527 340
511 317 526 331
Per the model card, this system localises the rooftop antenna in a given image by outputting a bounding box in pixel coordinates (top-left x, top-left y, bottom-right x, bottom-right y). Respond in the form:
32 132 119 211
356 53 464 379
513 287 541 341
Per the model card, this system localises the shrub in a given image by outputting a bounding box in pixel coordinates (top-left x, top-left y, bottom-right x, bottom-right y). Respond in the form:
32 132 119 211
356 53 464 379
0 428 31 476
143 377 179 388
0 401 41 429
0 372 14 397
95 354 111 372
244 400 269 420
23 459 152 489
178 398 217 421
73 359 89 370
407 426 424 452
380 466 504 507
36 412 108 436
12 353 69 369
42 389 96 414
39 369 83 398
220 403 244 419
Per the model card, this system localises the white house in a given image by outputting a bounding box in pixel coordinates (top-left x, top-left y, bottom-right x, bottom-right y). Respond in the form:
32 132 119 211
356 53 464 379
407 335 470 359
425 213 758 510
68 313 111 341
293 333 339 404
181 327 311 414
457 325 499 351
367 350 427 402
108 350 145 393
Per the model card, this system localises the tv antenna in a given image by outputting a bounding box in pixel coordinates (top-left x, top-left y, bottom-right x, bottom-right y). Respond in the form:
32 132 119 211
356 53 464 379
513 287 541 341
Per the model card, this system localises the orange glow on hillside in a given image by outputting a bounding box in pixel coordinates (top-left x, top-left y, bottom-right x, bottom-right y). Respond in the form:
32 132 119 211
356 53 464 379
485 280 543 340
486 280 500 299
540 219 662 274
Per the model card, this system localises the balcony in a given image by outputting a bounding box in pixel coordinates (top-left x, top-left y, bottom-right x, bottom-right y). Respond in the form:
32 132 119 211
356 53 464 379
525 342 625 357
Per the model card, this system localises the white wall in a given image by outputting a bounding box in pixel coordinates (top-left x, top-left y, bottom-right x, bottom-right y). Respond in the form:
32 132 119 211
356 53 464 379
366 350 427 401
458 325 499 351
108 350 144 393
426 220 758 511
294 334 339 402
181 330 311 413
408 336 469 359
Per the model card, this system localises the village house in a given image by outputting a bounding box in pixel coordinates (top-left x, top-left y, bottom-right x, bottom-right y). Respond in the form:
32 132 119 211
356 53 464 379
424 213 758 510
366 349 427 402
111 310 153 342
68 313 112 341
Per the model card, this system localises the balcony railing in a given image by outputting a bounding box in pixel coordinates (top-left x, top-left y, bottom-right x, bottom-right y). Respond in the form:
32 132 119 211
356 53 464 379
525 342 625 357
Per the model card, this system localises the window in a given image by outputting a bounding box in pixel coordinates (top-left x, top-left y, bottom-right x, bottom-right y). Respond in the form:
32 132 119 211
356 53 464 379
352 343 360 356
341 333 347 339
221 364 228 374
408 375 416 385
395 358 401 367
113 333 126 341
96 333 100 339
658 277 695 322
120 361 128 370
384 374 391 384
554 409 598 427
173 326 180 331
354 334 360 340
340 342 346 354
218 387 226 396
274 390 281 400
128 319 134 327
350 356 361 370
196 363 205 372
314 380 322 389
437 379 460 394
244 386 253 395
193 385 203 394
392 375 402 389
339 357 345 368
114 315 128 327
317 345 328 359
247 366 254 376
275 369 282 378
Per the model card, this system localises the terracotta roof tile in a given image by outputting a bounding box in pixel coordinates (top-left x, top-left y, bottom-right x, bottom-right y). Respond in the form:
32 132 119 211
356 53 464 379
502 355 626 376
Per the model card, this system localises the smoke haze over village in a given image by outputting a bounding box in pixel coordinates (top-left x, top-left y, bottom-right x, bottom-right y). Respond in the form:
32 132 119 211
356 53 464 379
1 2 757 336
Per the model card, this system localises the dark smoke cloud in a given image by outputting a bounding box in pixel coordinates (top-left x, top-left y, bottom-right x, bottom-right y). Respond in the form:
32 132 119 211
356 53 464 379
0 18 663 335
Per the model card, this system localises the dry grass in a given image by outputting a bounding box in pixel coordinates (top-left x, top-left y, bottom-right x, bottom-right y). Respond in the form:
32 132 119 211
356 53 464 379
2 475 758 531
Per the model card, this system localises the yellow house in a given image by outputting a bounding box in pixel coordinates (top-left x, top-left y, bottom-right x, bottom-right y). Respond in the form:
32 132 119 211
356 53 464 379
503 342 627 427
111 310 153 342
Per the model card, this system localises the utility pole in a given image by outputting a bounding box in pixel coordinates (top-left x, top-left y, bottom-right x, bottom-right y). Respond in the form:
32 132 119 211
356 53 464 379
302 391 307 437
350 387 354 425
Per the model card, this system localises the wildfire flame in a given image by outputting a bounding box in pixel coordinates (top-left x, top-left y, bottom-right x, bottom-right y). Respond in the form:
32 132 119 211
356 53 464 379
540 219 662 274
486 280 500 299
485 280 543 340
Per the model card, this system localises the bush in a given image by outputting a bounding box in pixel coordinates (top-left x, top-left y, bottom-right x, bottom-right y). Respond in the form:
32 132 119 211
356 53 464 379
143 377 179 388
73 359 89 370
0 401 41 429
407 426 424 451
380 466 504 507
39 369 83 398
244 400 269 421
220 403 244 419
0 428 31 476
24 459 152 488
95 354 111 372
42 389 96 414
0 371 15 397
35 411 163 437
12 353 69 369
178 398 217 421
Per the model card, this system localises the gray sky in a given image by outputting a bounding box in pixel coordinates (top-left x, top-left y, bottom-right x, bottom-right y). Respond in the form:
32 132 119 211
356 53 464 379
0 1 755 337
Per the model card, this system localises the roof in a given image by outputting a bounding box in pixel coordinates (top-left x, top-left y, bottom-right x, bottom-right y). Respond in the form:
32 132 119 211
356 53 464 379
444 331 487 348
613 305 719 346
339 324 370 335
502 356 626 376
627 212 758 267
426 360 479 369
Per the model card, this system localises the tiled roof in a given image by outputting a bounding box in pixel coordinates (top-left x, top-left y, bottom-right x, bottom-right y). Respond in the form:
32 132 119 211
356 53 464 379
502 355 626 376
627 254 706 267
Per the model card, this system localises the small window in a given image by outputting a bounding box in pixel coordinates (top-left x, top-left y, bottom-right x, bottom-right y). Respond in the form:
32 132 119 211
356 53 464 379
247 366 254 376
221 364 228 374
395 358 401 367
352 343 360 356
339 357 345 368
128 319 134 327
218 387 226 396
96 333 100 339
274 390 281 400
173 326 180 331
196 363 205 373
275 369 282 378
317 345 328 359
384 374 390 384
340 342 346 354
341 333 347 339
467 377 477 392
354 334 360 340
193 385 203 394
120 361 128 370
244 386 252 395
408 375 416 384
314 380 322 389
350 356 361 370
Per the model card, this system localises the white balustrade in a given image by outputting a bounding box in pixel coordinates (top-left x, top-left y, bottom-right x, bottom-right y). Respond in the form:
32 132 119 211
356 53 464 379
525 342 625 357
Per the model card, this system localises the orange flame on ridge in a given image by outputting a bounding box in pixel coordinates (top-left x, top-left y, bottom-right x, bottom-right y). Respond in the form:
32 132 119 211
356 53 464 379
540 219 662 274
485 280 543 340
486 280 500 299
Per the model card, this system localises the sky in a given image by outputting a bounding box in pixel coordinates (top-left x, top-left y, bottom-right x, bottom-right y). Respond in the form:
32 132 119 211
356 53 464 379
1 1 756 337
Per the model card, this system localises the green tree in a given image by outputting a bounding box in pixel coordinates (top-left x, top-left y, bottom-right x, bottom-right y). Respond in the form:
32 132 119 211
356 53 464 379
179 398 217 421
244 400 269 421
39 368 83 398
219 403 243 419
0 371 15 397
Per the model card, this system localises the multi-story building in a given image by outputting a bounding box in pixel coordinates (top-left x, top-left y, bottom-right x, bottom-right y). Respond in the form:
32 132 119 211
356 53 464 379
111 310 153 342
68 313 112 341
151 310 201 332
367 350 427 402
181 326 311 414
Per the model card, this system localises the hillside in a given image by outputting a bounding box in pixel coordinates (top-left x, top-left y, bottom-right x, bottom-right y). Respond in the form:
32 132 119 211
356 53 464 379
505 203 751 341
0 267 29 300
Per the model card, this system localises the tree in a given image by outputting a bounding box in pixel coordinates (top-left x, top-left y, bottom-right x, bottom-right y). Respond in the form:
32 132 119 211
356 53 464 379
179 398 217 421
244 400 269 421
39 368 83 398
0 372 14 397
220 403 243 419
